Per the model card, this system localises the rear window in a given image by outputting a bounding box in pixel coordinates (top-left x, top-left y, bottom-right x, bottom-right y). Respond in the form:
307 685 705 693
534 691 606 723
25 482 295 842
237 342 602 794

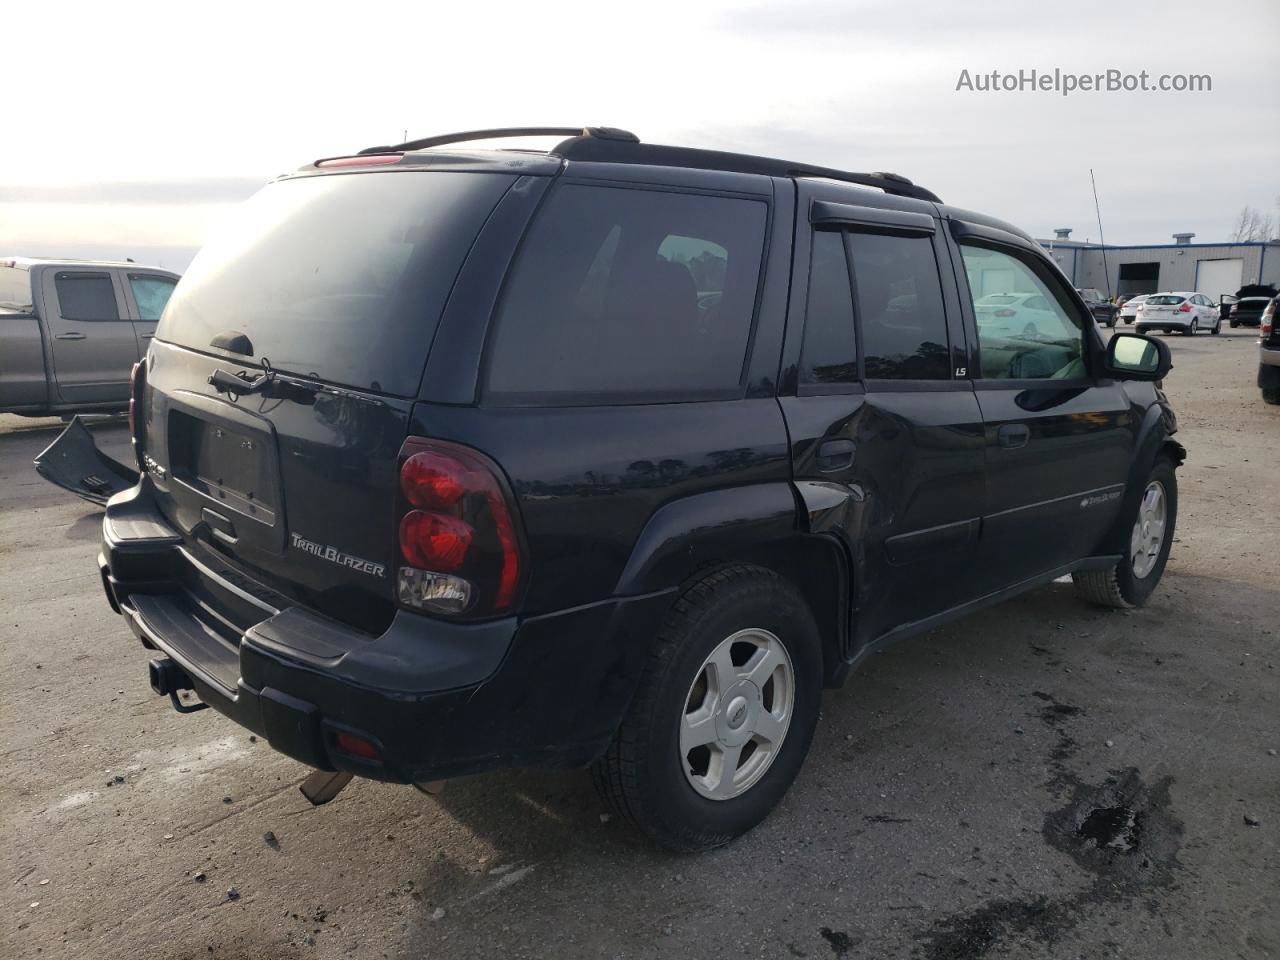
0 265 33 313
159 171 516 396
1146 295 1186 305
485 183 767 403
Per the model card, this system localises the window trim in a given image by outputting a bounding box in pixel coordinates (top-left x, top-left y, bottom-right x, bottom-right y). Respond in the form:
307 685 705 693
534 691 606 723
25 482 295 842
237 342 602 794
954 237 1098 387
53 270 122 322
479 179 774 408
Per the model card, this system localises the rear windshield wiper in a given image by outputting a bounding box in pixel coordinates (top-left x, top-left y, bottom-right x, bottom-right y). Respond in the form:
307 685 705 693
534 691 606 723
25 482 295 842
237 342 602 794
208 358 276 396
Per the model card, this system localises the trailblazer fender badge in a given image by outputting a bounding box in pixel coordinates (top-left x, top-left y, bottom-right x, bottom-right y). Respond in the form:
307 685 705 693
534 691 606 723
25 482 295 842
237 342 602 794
290 532 386 578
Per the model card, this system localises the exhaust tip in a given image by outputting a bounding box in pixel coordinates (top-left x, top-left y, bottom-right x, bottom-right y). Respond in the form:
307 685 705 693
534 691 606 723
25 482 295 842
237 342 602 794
148 658 192 697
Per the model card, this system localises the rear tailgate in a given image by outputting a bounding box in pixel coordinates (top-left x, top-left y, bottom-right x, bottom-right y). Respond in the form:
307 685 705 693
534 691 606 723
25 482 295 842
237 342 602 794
139 167 521 634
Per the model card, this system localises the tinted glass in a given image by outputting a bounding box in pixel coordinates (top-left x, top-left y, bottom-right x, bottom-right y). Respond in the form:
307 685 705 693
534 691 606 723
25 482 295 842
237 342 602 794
1146 295 1185 305
55 273 119 320
129 275 177 321
849 233 949 380
0 265 33 313
486 184 767 401
159 171 515 396
800 230 857 385
961 244 1085 380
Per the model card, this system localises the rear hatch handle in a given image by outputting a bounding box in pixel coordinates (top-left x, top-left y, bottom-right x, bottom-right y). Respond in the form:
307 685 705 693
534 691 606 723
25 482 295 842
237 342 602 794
33 416 139 506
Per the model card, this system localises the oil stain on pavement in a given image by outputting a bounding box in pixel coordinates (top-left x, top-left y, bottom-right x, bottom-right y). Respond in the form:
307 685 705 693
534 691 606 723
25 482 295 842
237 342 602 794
915 692 1185 959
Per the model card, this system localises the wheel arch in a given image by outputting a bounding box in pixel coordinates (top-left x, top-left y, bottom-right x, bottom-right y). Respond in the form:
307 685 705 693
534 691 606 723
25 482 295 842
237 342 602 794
1099 403 1185 555
614 483 851 687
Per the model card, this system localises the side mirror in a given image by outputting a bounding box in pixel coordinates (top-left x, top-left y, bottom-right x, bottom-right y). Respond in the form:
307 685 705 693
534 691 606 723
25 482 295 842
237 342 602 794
1105 332 1171 381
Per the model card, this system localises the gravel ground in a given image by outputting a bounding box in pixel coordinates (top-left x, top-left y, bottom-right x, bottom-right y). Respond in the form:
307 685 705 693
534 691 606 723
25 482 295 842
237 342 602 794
2 328 1276 960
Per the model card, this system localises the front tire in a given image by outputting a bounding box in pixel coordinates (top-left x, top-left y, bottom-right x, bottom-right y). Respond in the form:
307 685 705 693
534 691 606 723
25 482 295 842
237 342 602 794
1073 456 1177 608
592 565 822 852
1185 319 1198 336
1212 318 1221 335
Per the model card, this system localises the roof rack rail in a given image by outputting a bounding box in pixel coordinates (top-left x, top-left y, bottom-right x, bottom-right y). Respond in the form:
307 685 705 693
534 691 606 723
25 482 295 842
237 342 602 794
357 126 639 156
350 127 939 203
550 137 941 203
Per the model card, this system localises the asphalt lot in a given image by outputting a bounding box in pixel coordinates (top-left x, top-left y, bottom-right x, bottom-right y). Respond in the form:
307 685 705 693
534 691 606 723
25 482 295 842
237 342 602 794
2 328 1277 960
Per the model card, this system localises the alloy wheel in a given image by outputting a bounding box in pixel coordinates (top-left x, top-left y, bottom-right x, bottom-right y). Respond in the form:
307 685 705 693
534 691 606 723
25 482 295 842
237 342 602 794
1130 481 1167 579
680 628 795 800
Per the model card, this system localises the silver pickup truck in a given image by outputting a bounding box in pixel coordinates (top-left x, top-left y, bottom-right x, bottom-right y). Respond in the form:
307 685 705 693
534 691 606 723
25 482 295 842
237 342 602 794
1 257 179 416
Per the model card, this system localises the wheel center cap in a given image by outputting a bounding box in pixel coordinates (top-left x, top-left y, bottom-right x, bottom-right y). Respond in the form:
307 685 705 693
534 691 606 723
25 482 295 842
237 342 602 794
726 696 749 729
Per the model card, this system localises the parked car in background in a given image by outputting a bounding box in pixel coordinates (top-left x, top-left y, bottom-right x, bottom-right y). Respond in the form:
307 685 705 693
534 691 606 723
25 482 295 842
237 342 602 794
1117 294 1151 324
49 126 1183 852
1134 292 1221 336
0 258 179 416
973 292 1063 338
1228 284 1278 328
1076 287 1118 327
1258 295 1279 405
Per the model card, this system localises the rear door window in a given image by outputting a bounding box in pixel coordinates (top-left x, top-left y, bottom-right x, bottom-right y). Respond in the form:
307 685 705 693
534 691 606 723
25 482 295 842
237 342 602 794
158 171 517 396
0 265 33 313
55 272 119 320
485 183 768 403
848 232 950 380
799 230 858 386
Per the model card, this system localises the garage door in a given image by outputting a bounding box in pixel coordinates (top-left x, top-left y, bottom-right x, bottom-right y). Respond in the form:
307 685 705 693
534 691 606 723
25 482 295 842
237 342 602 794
1196 258 1243 299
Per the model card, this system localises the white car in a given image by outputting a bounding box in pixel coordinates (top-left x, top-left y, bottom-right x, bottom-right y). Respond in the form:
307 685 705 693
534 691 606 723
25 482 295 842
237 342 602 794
1117 294 1150 324
1133 292 1221 336
973 292 1061 338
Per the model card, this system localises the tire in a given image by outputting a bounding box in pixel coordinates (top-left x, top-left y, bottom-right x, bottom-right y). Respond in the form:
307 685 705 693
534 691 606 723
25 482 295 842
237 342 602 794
1212 319 1221 335
591 564 822 852
1073 456 1177 609
1263 388 1280 405
1230 320 1239 328
1134 326 1147 335
1185 319 1197 336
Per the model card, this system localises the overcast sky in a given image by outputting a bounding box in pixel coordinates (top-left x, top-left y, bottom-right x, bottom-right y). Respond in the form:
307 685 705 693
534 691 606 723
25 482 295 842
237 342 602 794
2 0 1276 270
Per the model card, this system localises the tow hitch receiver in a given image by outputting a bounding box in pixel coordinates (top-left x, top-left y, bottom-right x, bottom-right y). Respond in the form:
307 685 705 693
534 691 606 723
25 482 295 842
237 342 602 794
300 770 354 806
149 657 209 714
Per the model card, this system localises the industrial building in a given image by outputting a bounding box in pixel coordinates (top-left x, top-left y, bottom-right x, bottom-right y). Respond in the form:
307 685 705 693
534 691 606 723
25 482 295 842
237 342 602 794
1038 229 1280 300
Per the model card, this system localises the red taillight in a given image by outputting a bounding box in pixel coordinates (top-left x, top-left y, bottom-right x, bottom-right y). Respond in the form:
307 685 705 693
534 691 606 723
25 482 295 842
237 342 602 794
1177 301 1192 313
315 153 403 168
399 510 472 570
994 308 1016 317
1262 302 1275 335
395 438 525 618
333 731 382 763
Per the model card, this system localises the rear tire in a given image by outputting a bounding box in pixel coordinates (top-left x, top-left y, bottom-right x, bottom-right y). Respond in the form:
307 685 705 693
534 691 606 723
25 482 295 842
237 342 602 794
1263 388 1280 405
592 565 822 852
1230 320 1239 328
1073 456 1177 609
1212 318 1221 335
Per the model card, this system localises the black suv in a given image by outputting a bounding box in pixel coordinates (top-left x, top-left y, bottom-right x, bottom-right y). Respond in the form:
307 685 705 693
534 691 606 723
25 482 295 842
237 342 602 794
65 127 1185 851
1076 288 1118 327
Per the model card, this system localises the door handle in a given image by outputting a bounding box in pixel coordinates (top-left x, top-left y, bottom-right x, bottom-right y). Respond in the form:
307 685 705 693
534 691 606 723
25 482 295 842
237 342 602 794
816 438 856 472
54 332 86 340
996 424 1031 449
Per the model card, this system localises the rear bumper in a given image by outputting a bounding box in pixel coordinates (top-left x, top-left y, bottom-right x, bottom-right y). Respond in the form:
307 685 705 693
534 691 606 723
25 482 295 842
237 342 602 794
1259 350 1280 390
100 483 674 783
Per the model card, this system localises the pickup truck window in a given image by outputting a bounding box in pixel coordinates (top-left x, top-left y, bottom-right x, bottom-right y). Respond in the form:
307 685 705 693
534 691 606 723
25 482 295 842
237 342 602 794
55 272 119 321
129 275 177 321
0 265 33 312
